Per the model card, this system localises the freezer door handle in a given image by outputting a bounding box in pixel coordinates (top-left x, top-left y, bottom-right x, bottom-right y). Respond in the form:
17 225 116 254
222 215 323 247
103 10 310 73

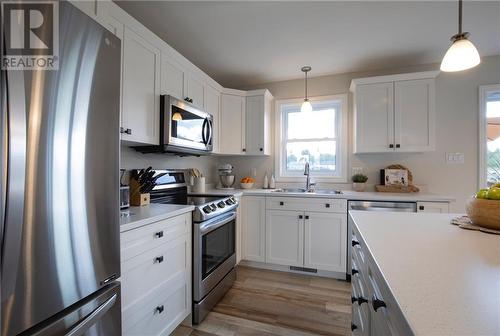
66 293 117 336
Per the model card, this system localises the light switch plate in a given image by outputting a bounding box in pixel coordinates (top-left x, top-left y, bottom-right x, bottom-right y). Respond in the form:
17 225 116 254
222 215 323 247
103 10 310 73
446 152 465 164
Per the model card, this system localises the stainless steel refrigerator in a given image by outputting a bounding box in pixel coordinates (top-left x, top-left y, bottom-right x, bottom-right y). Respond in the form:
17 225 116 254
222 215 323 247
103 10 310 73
1 2 121 335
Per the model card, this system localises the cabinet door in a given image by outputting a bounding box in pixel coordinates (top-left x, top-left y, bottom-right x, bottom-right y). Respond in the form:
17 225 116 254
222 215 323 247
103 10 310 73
161 57 185 100
304 212 346 272
245 95 265 155
184 74 205 109
220 94 245 155
394 79 435 152
355 82 394 153
241 196 266 262
417 201 449 213
204 85 221 153
122 27 160 145
266 210 303 267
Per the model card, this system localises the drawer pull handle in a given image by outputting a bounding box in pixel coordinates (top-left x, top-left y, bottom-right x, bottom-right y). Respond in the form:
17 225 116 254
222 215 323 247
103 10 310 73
155 256 164 263
279 201 284 206
372 295 386 311
357 297 368 305
351 296 358 304
155 231 164 238
419 205 425 211
352 240 360 247
305 215 309 220
156 305 164 314
298 215 303 219
325 203 330 208
351 323 358 331
352 268 359 275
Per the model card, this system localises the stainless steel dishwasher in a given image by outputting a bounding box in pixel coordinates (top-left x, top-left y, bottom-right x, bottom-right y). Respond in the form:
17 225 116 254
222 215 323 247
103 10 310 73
347 201 417 280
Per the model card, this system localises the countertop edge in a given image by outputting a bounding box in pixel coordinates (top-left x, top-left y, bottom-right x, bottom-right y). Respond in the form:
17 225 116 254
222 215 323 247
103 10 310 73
120 205 195 233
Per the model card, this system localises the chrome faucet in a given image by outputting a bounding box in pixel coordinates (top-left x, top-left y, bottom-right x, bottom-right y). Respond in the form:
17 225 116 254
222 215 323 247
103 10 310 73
304 162 311 191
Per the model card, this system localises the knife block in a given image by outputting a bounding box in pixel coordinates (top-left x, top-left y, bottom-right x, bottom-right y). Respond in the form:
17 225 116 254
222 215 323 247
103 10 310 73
129 178 150 206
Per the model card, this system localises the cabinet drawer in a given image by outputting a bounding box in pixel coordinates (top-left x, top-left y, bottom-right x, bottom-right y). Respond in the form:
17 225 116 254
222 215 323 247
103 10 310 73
121 213 190 262
266 197 347 213
123 271 188 336
122 234 188 309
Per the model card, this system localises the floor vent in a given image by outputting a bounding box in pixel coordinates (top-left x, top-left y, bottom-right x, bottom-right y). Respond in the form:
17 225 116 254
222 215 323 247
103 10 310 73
289 266 318 273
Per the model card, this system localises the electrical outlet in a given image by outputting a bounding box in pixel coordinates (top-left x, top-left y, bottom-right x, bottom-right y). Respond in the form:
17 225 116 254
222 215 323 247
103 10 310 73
446 152 465 164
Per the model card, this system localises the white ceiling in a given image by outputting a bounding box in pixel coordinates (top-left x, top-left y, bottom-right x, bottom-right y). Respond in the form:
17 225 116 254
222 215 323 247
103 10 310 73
116 1 500 88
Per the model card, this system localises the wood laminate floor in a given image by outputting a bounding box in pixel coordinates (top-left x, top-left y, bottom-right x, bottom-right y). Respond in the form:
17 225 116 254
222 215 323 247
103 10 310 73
172 266 351 336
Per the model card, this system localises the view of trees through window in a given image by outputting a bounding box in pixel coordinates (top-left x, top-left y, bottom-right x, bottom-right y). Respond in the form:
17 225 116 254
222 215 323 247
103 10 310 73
282 101 340 175
487 92 500 186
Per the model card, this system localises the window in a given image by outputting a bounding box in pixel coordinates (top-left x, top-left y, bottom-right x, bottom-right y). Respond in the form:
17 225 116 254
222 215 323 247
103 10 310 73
480 85 500 187
275 95 348 182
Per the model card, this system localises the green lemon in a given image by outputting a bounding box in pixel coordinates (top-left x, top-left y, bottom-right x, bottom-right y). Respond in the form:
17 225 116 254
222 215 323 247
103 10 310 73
486 188 500 200
476 189 489 199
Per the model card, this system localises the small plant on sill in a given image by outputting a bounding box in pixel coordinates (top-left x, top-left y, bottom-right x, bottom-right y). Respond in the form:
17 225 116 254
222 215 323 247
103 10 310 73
352 174 368 192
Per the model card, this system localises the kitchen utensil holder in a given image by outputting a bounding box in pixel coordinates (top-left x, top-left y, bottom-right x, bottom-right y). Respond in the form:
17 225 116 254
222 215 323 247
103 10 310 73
192 177 205 193
129 178 150 206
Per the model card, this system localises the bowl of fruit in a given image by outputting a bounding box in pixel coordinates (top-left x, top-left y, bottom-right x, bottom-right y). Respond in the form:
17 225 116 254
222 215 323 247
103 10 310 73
240 177 255 189
466 184 500 230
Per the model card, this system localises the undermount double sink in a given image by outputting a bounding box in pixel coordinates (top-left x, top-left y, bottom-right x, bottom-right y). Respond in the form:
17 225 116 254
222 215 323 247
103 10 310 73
272 188 343 195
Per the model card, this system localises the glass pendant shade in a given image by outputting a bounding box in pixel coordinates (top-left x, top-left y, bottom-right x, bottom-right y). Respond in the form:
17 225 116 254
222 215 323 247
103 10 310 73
172 112 183 121
440 37 481 72
301 100 313 113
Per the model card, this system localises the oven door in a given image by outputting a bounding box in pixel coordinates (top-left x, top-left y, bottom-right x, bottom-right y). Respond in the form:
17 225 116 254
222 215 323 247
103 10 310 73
193 211 236 302
161 95 213 152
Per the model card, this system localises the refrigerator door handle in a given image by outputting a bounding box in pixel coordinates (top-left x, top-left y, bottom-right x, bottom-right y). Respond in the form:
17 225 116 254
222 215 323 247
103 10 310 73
65 293 117 336
1 70 27 299
1 68 7 243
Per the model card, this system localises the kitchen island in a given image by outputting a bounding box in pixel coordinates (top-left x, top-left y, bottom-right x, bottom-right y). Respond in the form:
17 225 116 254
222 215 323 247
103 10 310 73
349 211 500 335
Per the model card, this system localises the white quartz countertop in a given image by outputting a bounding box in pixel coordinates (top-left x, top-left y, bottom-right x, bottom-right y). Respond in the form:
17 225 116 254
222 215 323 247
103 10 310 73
190 188 454 202
120 203 194 232
350 211 500 336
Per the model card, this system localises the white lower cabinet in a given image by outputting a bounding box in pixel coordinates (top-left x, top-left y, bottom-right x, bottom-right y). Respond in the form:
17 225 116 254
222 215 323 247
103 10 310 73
241 196 347 276
241 196 266 262
304 212 346 272
266 210 304 267
120 212 191 336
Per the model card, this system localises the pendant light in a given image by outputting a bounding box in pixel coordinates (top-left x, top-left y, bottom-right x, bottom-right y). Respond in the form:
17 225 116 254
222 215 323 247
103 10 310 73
440 0 480 72
301 66 313 113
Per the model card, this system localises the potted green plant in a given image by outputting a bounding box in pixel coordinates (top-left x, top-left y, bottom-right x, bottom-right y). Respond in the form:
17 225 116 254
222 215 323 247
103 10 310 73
352 173 368 192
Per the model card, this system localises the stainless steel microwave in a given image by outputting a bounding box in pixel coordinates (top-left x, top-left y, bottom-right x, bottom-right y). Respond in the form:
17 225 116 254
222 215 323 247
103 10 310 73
134 95 213 155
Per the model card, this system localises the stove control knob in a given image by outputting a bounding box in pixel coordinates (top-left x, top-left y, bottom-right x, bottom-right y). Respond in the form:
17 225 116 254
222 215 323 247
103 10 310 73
210 204 217 211
202 206 212 214
218 201 226 208
225 200 232 205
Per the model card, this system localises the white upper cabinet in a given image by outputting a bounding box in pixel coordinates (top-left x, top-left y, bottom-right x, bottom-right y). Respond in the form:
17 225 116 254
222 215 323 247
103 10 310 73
184 75 205 109
394 79 436 152
245 90 273 155
161 58 185 100
351 71 439 153
354 82 394 153
121 27 160 145
220 93 246 155
204 85 221 153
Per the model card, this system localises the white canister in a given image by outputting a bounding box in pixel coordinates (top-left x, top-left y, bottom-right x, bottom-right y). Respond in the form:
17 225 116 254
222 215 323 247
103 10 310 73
192 177 206 193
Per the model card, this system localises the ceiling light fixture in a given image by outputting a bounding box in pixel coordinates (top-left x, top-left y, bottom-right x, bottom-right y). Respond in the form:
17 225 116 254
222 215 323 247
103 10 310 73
440 0 481 72
301 66 313 113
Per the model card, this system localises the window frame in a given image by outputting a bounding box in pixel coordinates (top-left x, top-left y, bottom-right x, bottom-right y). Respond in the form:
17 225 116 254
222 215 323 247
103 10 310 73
479 84 500 188
274 94 348 183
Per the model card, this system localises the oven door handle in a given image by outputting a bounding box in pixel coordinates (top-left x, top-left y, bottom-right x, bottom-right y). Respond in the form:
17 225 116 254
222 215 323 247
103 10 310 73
199 211 236 235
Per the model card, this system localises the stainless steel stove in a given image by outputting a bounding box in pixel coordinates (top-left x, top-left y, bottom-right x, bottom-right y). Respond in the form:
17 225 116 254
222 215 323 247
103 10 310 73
148 170 237 324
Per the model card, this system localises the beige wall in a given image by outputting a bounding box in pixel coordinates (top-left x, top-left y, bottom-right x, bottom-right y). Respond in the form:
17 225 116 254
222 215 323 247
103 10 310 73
221 55 500 212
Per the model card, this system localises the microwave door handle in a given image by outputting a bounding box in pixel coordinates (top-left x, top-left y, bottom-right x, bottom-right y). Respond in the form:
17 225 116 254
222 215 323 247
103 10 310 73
201 118 208 145
205 118 212 145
